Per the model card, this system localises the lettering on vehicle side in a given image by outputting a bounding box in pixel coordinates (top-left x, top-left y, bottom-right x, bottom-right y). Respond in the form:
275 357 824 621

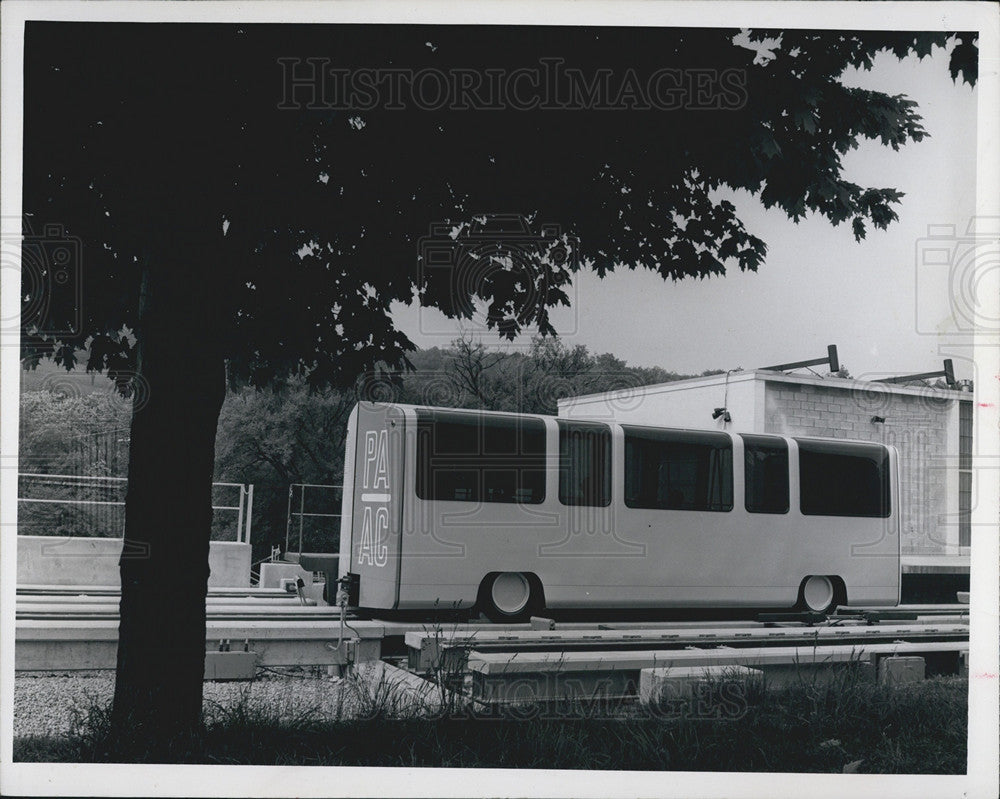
363 428 389 490
358 506 389 568
358 428 390 568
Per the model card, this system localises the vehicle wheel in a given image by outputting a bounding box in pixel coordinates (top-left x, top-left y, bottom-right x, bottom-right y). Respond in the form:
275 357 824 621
480 572 541 623
798 575 837 614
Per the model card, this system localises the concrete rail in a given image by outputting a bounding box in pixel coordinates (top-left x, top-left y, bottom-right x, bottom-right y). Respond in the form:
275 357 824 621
17 584 305 598
17 595 311 607
15 619 389 671
16 537 251 587
468 640 970 703
469 639 969 675
17 603 338 617
406 622 970 672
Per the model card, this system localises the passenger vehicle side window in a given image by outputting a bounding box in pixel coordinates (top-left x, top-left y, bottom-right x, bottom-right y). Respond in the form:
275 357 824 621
558 420 612 507
797 439 890 517
624 427 732 511
415 410 546 504
742 434 789 514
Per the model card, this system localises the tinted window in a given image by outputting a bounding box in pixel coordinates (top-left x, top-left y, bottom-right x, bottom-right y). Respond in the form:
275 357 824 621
797 440 890 517
558 421 612 507
742 435 789 514
415 410 546 504
624 427 732 511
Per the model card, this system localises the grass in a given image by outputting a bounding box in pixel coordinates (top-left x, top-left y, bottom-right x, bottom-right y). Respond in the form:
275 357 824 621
14 669 968 772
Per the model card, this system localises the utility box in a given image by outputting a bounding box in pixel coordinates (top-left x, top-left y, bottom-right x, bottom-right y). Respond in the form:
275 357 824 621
259 561 316 589
878 656 925 685
204 650 258 681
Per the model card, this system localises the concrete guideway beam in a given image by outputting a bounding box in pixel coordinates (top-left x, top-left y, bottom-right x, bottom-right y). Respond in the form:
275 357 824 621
17 595 316 608
17 603 339 618
15 619 389 671
406 622 970 672
467 640 970 703
469 639 969 674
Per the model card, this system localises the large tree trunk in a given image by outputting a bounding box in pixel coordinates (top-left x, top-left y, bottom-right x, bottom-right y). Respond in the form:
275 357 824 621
110 240 226 754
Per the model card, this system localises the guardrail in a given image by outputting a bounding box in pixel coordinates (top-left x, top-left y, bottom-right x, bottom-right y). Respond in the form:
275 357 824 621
285 483 342 557
18 473 254 543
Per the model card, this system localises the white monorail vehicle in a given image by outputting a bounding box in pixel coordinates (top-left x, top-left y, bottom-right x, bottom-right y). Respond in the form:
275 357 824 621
336 402 900 620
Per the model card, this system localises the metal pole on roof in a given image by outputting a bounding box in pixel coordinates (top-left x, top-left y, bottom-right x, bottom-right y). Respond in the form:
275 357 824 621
874 358 956 388
761 345 839 374
875 359 956 388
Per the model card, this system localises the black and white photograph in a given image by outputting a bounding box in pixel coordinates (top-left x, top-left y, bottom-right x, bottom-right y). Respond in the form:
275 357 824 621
1 2 997 797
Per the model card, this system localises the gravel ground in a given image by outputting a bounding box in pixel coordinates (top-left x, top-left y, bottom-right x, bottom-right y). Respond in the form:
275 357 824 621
15 673 116 738
15 663 439 739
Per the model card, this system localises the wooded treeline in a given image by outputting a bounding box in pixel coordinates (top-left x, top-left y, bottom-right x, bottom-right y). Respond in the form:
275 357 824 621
20 336 712 562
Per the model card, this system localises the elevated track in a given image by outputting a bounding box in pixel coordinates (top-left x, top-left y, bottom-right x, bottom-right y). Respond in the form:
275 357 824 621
16 586 970 690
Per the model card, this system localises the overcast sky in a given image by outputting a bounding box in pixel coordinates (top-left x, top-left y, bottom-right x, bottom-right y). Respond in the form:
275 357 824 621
390 43 979 383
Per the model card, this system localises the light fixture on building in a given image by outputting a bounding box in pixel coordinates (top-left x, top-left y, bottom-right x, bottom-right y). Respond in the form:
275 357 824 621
712 407 731 423
871 415 885 424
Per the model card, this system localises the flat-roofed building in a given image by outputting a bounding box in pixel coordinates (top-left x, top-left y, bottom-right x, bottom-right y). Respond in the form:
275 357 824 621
558 369 974 568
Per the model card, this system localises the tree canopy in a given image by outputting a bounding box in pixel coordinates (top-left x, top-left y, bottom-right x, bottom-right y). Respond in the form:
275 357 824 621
23 24 977 387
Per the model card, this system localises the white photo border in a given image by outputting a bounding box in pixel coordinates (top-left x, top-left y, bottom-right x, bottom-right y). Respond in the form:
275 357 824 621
1 2 997 797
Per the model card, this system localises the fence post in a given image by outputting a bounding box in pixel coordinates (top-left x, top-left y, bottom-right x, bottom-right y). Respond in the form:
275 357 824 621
236 485 245 545
285 484 294 555
299 483 306 554
244 484 254 545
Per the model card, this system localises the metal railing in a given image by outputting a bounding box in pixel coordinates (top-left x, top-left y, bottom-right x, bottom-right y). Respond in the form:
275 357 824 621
17 473 254 544
285 483 343 557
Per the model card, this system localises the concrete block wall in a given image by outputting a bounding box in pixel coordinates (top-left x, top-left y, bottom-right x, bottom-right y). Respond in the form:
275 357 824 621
17 535 252 587
764 382 956 554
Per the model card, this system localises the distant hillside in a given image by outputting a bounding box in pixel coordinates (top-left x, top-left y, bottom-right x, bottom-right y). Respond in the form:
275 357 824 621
20 357 120 398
